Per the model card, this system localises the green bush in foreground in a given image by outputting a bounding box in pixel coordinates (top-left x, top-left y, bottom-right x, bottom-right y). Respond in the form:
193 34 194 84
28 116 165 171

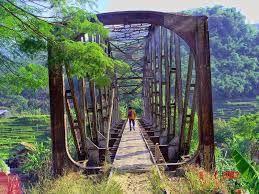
232 150 259 193
20 140 52 181
27 172 123 194
0 158 10 174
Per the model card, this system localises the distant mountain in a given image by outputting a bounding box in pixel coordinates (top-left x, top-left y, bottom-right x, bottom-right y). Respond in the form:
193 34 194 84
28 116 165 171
253 23 259 29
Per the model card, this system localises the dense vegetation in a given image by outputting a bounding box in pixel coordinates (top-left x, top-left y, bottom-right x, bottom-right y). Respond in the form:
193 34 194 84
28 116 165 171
0 112 257 192
0 0 128 114
215 113 258 157
214 113 259 193
0 115 50 159
190 6 259 99
1 5 259 114
0 2 258 194
27 172 123 194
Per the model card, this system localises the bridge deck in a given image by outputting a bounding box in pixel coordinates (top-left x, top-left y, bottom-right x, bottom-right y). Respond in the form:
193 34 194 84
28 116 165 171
113 120 153 172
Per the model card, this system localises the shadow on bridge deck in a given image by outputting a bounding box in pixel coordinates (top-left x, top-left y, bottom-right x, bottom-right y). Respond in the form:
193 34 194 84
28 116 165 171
112 120 153 172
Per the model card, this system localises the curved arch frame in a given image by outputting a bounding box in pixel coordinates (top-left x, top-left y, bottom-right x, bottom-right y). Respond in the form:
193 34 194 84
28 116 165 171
98 11 215 171
48 11 214 176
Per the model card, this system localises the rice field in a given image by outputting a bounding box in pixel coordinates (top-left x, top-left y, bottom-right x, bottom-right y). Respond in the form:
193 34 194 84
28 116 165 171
213 97 259 120
0 97 257 159
0 115 50 160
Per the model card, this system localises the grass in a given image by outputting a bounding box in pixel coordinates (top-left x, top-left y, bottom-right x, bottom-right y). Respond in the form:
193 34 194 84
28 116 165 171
214 97 259 120
26 172 123 194
149 167 166 194
24 164 232 194
226 101 256 106
149 165 229 194
0 115 50 160
111 172 152 194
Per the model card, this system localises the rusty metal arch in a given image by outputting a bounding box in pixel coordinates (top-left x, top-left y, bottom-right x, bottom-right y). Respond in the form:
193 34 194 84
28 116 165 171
98 11 214 171
49 11 214 176
97 11 200 54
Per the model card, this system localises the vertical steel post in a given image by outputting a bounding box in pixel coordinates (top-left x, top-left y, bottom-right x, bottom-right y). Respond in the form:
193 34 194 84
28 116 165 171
174 34 184 152
180 52 194 152
164 29 171 139
170 32 177 138
78 78 87 149
48 44 66 176
158 27 163 131
90 81 98 144
195 17 215 171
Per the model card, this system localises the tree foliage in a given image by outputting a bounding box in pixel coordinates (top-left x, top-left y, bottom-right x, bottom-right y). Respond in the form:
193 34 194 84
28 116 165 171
215 113 259 157
190 6 259 98
0 64 48 94
0 0 126 93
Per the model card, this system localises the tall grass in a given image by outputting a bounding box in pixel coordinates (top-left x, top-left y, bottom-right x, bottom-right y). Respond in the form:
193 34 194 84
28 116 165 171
149 165 229 194
149 167 166 194
0 115 50 160
26 172 123 194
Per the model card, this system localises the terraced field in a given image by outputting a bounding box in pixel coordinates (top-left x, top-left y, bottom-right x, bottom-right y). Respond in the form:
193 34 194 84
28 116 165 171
214 98 259 120
0 115 50 160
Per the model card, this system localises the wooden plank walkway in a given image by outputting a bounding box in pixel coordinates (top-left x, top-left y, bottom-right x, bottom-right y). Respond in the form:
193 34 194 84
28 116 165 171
113 120 153 172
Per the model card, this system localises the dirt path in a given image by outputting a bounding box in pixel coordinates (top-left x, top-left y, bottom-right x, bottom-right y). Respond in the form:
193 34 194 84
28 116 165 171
112 172 152 194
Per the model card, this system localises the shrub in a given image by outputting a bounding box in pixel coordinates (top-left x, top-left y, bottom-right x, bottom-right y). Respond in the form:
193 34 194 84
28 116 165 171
214 119 233 144
184 165 229 194
20 140 52 182
218 109 225 116
149 167 165 194
131 98 143 116
149 165 229 194
149 166 190 194
119 103 128 119
0 158 10 174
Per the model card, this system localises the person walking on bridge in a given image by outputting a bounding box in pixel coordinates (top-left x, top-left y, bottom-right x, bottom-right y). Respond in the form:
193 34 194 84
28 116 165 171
128 106 136 131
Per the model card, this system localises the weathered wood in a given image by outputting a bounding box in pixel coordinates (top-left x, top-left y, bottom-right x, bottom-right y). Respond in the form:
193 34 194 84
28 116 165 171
155 143 160 162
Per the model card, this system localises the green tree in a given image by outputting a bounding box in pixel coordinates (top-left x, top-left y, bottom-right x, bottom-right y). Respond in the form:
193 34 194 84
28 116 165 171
189 6 259 98
0 0 125 92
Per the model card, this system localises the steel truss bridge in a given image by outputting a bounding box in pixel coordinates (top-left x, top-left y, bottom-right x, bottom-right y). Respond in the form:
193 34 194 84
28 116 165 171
48 11 214 176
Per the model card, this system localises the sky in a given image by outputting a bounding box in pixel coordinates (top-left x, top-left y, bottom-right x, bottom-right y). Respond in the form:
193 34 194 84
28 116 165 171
97 0 259 24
